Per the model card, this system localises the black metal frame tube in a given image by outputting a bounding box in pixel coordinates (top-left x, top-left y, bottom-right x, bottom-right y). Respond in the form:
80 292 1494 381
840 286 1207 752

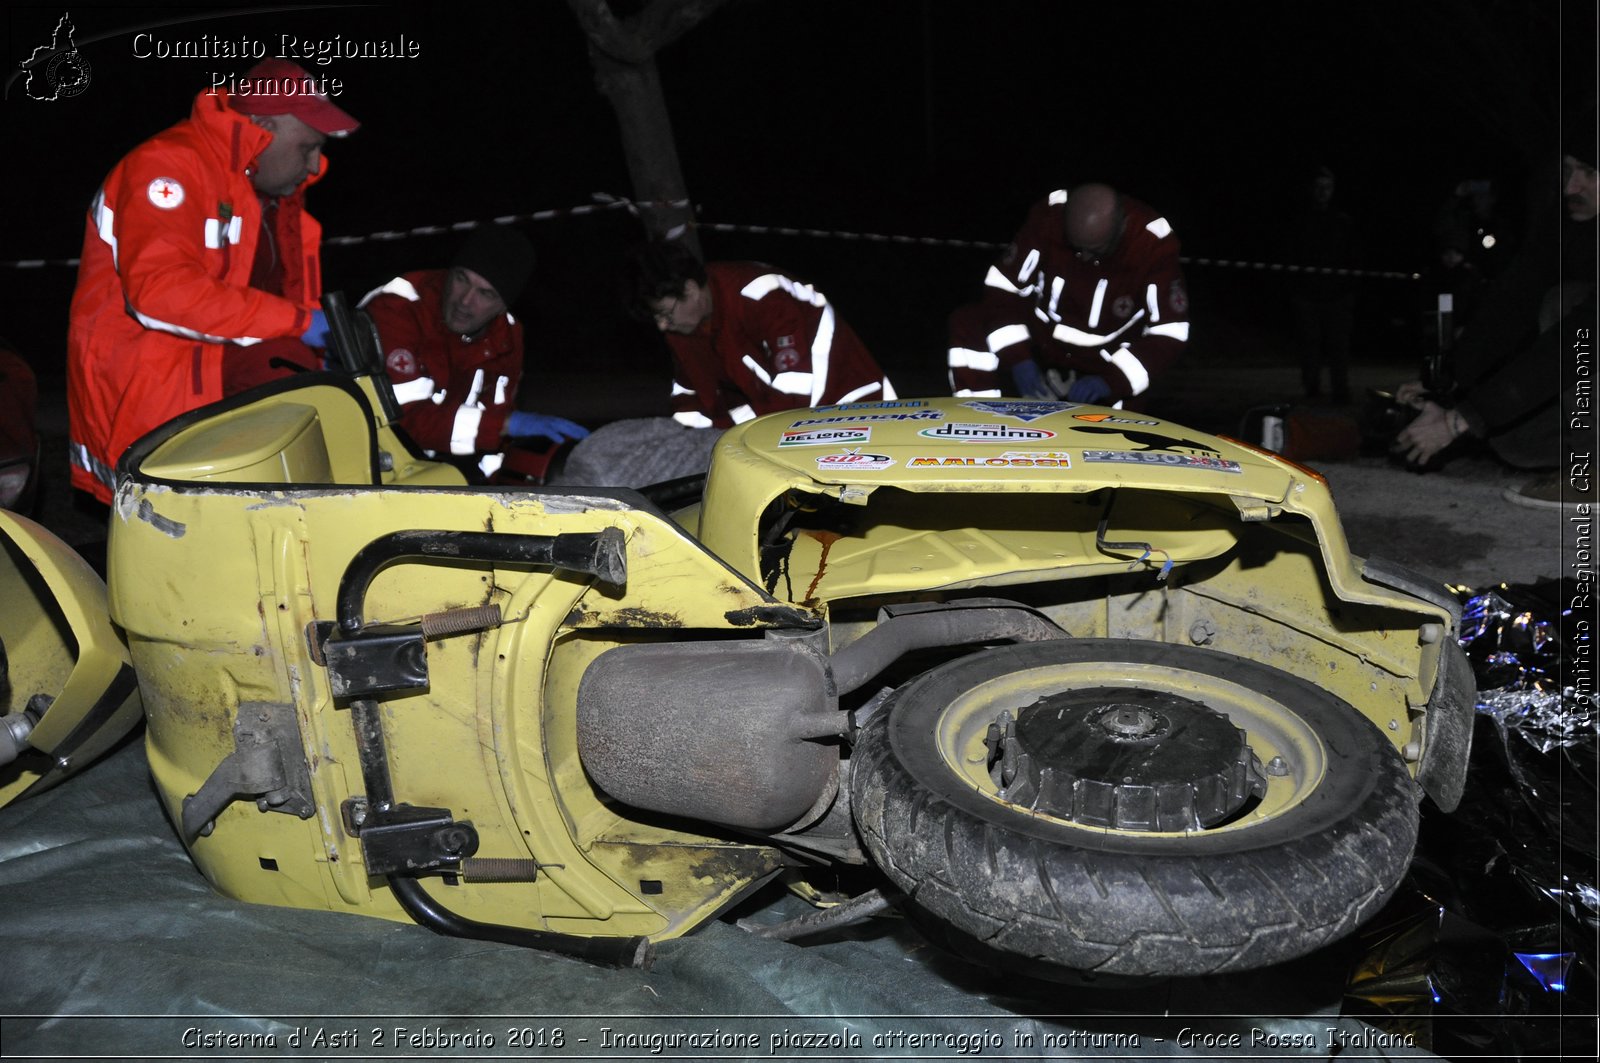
829 606 1066 696
387 875 654 968
348 698 395 811
335 532 641 965
337 528 625 635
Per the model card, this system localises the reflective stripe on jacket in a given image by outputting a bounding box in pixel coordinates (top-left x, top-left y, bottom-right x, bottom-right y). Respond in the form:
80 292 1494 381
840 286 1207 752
667 261 896 429
947 191 1189 402
361 270 523 457
66 88 323 501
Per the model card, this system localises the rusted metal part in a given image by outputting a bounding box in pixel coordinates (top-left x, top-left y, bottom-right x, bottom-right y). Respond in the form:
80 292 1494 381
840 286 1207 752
802 529 843 603
461 857 547 883
419 604 502 638
607 606 685 627
345 797 478 875
179 700 315 841
740 886 903 941
722 604 822 628
320 625 429 699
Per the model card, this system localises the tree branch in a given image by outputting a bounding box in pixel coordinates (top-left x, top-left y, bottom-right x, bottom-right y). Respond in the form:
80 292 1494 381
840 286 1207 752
566 0 732 65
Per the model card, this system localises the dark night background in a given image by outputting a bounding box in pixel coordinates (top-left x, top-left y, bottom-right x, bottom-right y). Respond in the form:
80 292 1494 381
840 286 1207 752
2 1 1592 413
0 9 1596 1049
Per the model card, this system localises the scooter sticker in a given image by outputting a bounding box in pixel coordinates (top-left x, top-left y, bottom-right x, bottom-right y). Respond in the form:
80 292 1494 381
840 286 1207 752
917 421 1057 443
812 399 927 411
790 411 943 427
1072 425 1218 452
1082 450 1242 472
909 454 1071 468
959 400 1078 422
1074 413 1160 426
816 449 895 471
780 427 871 447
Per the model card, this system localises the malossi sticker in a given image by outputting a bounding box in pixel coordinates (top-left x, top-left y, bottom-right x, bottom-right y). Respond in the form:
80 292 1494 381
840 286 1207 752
908 454 1071 468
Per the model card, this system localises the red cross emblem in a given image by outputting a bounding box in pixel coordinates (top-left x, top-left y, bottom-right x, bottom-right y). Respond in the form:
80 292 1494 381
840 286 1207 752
146 177 185 210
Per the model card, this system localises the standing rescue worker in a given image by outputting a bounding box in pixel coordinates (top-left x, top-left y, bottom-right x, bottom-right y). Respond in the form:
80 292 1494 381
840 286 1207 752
361 228 587 480
66 59 356 503
621 241 897 429
947 184 1190 408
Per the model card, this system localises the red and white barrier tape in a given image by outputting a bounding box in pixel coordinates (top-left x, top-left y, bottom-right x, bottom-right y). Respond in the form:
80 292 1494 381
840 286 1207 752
2 192 1420 279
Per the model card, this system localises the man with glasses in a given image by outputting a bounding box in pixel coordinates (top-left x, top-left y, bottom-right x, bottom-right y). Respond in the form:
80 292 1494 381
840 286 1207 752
621 240 897 429
946 183 1190 408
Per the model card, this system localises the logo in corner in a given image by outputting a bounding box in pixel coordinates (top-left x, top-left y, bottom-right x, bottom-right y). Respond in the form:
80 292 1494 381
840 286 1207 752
20 13 93 101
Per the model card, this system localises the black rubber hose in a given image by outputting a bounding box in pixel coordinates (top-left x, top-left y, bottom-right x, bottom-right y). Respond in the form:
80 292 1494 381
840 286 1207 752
387 875 654 969
828 606 1066 696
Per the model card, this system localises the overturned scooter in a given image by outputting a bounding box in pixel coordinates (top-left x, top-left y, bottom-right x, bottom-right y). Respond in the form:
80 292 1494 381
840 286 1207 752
0 294 1474 976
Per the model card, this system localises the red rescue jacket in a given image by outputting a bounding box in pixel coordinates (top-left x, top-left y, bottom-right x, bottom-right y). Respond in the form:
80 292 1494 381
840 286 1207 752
361 270 524 461
66 88 323 501
948 191 1189 403
666 262 896 429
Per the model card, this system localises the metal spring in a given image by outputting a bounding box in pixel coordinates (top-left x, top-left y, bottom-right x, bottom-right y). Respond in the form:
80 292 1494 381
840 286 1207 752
461 857 543 883
419 604 503 639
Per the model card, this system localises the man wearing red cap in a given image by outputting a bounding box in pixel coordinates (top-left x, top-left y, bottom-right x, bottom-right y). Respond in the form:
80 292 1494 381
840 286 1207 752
66 59 358 503
360 228 588 480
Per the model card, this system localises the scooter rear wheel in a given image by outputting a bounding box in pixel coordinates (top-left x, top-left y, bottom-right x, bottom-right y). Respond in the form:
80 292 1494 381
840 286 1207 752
849 638 1419 976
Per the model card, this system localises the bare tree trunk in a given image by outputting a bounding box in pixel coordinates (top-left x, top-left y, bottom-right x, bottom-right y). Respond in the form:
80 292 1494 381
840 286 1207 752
587 48 698 249
566 0 731 256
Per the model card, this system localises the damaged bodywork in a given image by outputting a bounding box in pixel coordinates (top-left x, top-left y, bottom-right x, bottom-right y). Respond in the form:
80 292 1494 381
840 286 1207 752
1 357 1475 978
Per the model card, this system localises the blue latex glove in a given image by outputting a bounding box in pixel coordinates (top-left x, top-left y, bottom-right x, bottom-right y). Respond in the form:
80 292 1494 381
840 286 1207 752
507 411 590 444
1066 374 1113 404
300 308 330 348
1010 359 1052 399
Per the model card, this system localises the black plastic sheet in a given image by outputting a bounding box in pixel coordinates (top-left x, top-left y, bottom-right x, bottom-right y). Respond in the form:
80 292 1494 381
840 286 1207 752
1 737 1446 1061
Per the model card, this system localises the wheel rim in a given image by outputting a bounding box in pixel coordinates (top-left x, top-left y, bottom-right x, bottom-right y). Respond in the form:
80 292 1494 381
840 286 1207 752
933 661 1329 836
